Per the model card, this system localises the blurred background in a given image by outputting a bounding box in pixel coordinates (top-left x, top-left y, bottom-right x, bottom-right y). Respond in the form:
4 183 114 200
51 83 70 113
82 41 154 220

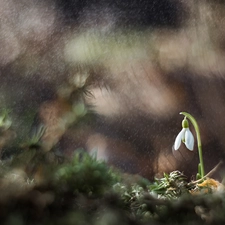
0 0 225 179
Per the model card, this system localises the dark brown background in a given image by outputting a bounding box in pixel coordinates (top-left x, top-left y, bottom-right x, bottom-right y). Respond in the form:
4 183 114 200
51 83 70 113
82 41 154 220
0 0 225 180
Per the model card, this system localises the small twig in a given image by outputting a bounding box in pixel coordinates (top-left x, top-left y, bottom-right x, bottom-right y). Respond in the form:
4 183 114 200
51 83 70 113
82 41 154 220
188 161 223 185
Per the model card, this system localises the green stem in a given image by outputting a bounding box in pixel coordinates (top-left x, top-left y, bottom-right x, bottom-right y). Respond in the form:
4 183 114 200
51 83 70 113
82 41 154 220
180 112 205 179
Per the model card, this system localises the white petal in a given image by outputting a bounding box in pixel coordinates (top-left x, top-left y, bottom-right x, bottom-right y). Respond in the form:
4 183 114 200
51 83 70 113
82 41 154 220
184 128 194 151
174 128 185 150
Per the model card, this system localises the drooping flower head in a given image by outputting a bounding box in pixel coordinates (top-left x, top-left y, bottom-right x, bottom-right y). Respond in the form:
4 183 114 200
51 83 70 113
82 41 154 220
174 117 194 151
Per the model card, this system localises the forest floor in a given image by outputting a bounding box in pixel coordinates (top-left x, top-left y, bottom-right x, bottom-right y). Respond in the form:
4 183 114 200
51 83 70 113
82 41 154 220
0 149 224 225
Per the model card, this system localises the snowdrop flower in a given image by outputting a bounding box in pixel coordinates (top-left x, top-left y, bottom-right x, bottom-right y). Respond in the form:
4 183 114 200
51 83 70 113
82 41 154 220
174 117 194 151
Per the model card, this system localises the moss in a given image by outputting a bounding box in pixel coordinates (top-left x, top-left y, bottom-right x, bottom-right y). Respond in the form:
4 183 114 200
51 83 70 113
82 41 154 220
55 150 120 196
0 150 224 224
